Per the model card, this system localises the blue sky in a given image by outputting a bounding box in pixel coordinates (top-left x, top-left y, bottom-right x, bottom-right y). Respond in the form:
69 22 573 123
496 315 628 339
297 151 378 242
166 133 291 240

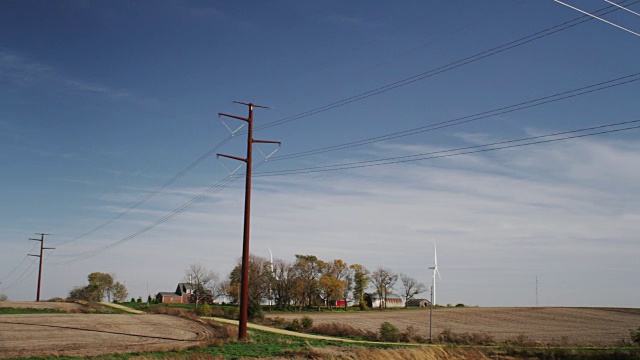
1 0 639 307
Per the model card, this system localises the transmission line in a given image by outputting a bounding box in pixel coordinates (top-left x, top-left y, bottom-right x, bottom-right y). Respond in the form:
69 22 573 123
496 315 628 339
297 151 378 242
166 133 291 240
52 118 640 266
53 136 234 247
46 0 637 252
255 0 638 131
51 160 270 266
270 71 640 162
253 119 640 177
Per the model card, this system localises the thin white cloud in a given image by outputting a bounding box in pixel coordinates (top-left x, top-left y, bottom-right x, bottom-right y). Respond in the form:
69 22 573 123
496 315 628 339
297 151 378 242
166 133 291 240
7 135 638 306
0 50 138 101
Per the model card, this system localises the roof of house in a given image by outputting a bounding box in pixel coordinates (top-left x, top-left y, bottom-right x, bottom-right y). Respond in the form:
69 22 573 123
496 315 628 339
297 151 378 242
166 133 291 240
366 293 403 299
406 298 431 306
158 292 180 297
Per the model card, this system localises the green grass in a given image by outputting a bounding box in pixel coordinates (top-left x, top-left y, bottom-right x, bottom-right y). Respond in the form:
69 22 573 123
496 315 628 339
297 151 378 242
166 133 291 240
0 307 68 315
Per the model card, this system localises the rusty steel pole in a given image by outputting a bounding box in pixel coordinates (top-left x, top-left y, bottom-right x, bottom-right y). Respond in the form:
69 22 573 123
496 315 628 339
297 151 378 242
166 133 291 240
217 101 278 340
28 233 54 302
238 103 254 340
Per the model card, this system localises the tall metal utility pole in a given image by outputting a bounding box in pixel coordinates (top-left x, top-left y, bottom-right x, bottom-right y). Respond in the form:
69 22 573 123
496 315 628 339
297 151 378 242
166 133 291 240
217 101 280 340
28 233 54 302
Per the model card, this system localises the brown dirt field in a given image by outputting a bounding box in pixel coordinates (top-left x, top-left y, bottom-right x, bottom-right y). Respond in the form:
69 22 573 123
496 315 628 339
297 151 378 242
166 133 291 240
0 301 120 313
0 314 218 358
0 301 87 311
268 307 640 345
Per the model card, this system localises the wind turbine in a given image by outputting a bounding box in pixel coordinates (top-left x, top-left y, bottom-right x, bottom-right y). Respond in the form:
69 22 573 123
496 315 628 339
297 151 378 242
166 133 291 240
428 242 441 306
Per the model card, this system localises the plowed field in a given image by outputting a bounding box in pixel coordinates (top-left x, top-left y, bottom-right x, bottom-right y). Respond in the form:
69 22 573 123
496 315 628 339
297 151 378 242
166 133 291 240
269 307 640 345
0 314 217 358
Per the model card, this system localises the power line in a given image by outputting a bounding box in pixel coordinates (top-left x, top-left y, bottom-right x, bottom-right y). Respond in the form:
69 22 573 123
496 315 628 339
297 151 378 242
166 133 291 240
554 0 640 37
48 68 640 264
0 257 37 293
270 71 640 162
45 0 637 253
270 0 528 111
253 119 640 177
53 136 234 247
255 0 638 132
49 119 640 266
51 176 237 265
51 161 271 266
605 0 640 17
0 243 38 285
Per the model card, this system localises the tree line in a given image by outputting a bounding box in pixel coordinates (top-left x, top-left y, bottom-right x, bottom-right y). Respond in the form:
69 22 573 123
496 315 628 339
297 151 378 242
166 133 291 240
213 254 427 311
65 255 426 308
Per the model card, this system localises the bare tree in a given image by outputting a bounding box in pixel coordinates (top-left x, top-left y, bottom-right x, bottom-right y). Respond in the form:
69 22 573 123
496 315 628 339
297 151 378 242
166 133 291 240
0 294 8 302
370 267 398 308
185 263 219 306
399 273 427 306
272 259 296 310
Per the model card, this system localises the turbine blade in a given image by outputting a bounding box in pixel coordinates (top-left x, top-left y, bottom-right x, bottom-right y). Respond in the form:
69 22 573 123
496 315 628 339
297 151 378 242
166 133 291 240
434 242 438 267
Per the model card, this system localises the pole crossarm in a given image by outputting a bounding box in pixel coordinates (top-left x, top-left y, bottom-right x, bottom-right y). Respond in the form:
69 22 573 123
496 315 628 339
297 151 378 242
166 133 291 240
218 113 249 122
233 101 269 109
253 139 281 145
217 153 247 163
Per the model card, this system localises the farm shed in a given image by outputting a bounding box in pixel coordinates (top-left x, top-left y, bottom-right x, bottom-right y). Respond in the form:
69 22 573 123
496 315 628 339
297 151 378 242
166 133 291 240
406 298 431 307
156 292 182 303
364 293 404 308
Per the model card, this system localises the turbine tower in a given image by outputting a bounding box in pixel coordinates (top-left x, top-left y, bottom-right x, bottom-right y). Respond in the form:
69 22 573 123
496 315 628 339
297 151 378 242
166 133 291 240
428 242 441 306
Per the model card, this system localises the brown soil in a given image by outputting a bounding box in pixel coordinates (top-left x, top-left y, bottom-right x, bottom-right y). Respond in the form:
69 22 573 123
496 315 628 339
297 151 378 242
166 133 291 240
267 307 640 345
0 301 88 311
0 314 218 358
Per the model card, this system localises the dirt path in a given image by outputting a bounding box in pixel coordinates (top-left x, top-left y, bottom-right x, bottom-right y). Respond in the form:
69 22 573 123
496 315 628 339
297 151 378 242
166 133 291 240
99 302 145 314
204 316 416 346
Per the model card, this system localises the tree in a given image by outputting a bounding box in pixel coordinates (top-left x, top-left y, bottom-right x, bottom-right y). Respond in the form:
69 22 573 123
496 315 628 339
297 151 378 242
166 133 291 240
272 259 296 310
350 264 369 309
227 254 273 307
112 282 128 302
87 272 114 302
292 255 322 308
399 273 427 306
370 267 398 308
67 272 126 302
0 294 8 301
184 263 220 306
68 285 95 301
318 259 349 309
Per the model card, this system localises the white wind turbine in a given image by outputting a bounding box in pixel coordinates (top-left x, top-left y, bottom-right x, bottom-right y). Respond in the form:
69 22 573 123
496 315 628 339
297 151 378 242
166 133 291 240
428 242 441 306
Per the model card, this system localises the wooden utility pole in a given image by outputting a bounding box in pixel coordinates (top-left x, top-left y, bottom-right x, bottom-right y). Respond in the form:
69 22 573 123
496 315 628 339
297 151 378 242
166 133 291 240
28 233 54 302
217 101 279 340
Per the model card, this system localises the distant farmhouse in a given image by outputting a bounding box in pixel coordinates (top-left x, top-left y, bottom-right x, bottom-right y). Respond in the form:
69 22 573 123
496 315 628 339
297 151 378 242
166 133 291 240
364 293 404 308
156 283 213 304
406 298 431 307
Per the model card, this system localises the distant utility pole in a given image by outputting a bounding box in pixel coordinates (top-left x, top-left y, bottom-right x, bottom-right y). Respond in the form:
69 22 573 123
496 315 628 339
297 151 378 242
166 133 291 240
536 275 538 307
28 233 55 302
217 101 280 341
